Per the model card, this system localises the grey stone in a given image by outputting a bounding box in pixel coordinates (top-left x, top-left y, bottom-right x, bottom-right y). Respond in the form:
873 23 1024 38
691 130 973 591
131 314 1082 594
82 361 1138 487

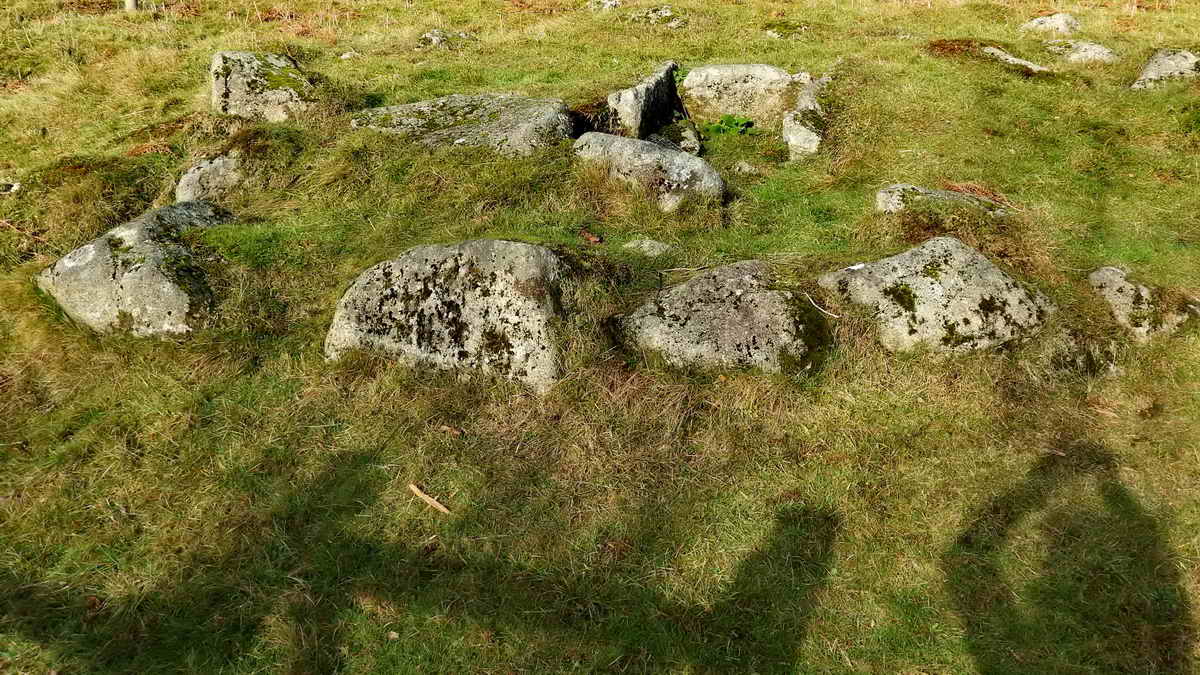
680 64 801 126
1045 40 1119 64
416 29 476 49
573 132 725 212
36 202 231 337
624 239 671 257
607 61 681 138
817 237 1055 352
1019 13 1080 35
627 5 686 28
678 121 702 154
0 180 20 195
782 72 830 159
875 184 1008 217
980 46 1052 75
1088 267 1198 341
619 261 825 373
587 0 620 11
351 94 574 157
324 239 573 393
175 153 244 203
210 51 314 122
731 160 759 175
1131 49 1200 89
340 51 361 60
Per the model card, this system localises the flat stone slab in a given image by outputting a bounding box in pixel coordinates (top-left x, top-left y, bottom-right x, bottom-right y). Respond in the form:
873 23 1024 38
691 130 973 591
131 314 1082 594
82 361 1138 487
1045 40 1119 65
351 94 574 157
1088 267 1198 342
37 202 231 337
619 261 826 373
1131 49 1200 89
210 51 313 122
875 184 1009 216
324 239 573 393
818 237 1055 352
980 46 1052 75
573 132 724 212
1020 13 1079 35
607 61 681 138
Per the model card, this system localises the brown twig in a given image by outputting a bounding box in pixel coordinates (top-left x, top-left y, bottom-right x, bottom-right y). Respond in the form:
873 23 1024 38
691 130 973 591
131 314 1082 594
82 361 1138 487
408 483 451 515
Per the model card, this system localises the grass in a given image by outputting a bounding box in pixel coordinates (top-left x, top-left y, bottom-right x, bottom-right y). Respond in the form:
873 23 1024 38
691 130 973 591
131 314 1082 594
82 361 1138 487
2 0 1200 672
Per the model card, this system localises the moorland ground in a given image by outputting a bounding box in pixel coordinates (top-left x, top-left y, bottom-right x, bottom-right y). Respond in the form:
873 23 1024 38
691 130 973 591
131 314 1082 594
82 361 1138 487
2 0 1199 672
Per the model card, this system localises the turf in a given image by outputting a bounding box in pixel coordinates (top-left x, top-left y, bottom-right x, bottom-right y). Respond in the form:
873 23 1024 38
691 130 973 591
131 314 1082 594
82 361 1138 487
1 0 1199 673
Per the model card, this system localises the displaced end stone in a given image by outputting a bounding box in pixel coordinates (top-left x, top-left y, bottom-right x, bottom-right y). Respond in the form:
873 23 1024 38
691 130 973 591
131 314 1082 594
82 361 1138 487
606 61 681 139
573 132 724 212
324 239 573 394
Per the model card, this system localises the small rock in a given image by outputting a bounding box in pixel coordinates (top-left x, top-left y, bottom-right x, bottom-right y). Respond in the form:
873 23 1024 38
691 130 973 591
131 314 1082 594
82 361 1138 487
1044 40 1119 65
209 51 314 122
875 184 1008 216
587 0 620 10
980 46 1052 75
175 152 244 203
680 64 800 126
352 94 574 157
339 51 361 60
36 202 232 337
607 61 681 138
817 237 1055 353
618 261 827 373
0 181 20 195
678 121 702 154
1088 267 1198 341
731 160 759 176
782 72 830 159
623 239 671 257
762 21 810 41
416 29 477 50
573 132 725 212
324 239 574 393
1019 13 1080 35
627 5 687 28
1131 49 1200 89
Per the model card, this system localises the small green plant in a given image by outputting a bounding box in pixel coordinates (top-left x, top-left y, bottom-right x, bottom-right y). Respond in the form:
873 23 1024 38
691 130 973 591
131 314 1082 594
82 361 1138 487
702 114 761 136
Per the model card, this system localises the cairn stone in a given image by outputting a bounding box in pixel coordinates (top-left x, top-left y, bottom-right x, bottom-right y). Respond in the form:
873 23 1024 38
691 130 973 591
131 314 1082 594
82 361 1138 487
1131 49 1200 89
210 51 313 122
1088 267 1198 341
36 202 231 337
324 239 574 393
573 132 725 212
817 237 1055 352
175 153 244 203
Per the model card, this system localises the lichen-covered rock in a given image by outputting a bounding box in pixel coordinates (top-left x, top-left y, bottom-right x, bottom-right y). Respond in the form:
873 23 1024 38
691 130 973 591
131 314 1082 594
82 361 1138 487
175 152 243 203
36 202 231 337
875 184 1009 217
980 46 1052 75
627 5 686 28
210 51 314 122
618 261 826 373
680 64 801 126
587 0 621 10
782 73 830 159
351 94 573 157
817 237 1055 352
324 239 573 392
624 239 671 257
1088 267 1198 342
416 29 476 49
1131 49 1200 89
1045 40 1119 65
607 61 681 138
1020 13 1080 35
573 132 724 212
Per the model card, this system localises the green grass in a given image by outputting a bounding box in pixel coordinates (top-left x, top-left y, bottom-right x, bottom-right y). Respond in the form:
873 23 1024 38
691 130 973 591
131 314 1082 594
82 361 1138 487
2 0 1200 672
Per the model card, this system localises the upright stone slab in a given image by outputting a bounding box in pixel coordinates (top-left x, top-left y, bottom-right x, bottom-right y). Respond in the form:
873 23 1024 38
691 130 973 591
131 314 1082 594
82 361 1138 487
680 64 800 126
782 73 830 159
36 202 231 337
351 94 574 157
607 61 681 138
817 237 1055 352
324 240 573 393
618 261 826 373
210 51 314 122
1131 49 1200 89
1088 267 1198 342
573 132 725 212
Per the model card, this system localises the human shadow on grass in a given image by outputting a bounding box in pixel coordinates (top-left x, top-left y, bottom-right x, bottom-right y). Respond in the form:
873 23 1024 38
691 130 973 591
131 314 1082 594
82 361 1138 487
943 440 1195 675
2 449 839 673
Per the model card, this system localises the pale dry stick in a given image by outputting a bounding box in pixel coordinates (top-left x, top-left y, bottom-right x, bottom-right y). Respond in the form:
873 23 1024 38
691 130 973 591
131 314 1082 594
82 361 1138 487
125 0 138 11
804 292 840 319
408 483 452 515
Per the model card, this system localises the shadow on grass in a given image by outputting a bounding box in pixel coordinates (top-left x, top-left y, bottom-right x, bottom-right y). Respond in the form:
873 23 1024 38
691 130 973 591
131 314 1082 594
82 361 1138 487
943 440 1195 675
1 448 839 673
